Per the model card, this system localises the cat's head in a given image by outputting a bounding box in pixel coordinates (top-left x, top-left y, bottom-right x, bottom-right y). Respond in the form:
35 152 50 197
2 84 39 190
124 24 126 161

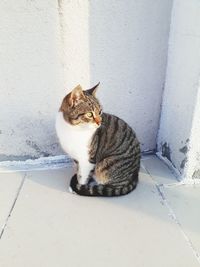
59 82 102 127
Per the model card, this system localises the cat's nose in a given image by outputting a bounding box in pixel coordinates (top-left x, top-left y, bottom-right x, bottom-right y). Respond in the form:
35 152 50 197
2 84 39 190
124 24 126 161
94 116 102 125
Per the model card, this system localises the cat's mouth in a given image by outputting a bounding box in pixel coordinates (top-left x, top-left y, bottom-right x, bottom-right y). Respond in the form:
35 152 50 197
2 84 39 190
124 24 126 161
87 119 101 129
95 123 101 128
93 122 101 129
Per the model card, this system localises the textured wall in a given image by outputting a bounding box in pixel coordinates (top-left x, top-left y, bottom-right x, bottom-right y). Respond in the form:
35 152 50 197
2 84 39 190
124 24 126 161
0 0 172 160
157 0 200 180
0 0 64 160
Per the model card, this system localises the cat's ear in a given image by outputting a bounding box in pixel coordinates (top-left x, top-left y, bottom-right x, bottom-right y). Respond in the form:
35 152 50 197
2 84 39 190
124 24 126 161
86 82 100 96
69 85 85 107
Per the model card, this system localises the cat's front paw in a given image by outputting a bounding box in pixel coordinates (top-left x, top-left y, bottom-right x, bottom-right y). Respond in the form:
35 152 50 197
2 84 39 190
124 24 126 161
78 176 89 185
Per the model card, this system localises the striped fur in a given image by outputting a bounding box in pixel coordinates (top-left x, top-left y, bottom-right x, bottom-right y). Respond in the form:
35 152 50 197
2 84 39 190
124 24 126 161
56 83 141 197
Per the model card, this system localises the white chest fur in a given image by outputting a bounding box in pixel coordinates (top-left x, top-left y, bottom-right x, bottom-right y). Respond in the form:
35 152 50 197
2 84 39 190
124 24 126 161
56 112 96 162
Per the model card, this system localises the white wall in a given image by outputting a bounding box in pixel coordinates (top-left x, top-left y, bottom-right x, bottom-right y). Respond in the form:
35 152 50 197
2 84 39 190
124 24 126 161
59 0 173 153
0 0 64 160
157 0 200 180
0 0 172 160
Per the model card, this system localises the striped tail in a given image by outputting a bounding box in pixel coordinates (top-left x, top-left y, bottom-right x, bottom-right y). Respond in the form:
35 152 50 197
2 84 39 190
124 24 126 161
69 172 138 197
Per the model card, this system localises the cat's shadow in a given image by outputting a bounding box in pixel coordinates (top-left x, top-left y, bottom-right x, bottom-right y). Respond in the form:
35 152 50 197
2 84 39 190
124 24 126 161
26 166 200 236
26 167 171 222
26 167 75 193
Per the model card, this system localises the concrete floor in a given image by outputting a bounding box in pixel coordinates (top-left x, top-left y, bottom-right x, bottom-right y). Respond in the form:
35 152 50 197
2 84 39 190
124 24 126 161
0 155 200 267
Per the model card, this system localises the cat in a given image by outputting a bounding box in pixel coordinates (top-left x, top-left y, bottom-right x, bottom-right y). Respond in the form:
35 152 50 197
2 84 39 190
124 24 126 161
56 83 141 197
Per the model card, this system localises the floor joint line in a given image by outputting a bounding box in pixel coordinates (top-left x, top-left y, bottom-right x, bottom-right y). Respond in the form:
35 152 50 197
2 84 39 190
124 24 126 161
0 173 26 240
143 163 200 265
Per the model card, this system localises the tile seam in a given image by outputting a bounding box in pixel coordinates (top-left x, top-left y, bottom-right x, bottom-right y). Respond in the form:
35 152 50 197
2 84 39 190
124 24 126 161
143 163 200 265
0 173 26 240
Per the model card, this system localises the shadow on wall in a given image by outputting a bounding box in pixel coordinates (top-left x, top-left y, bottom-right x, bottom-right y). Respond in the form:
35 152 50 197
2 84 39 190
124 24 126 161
88 0 173 152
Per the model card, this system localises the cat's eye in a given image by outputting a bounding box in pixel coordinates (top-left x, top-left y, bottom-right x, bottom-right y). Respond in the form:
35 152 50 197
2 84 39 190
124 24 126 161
99 110 102 115
86 112 93 118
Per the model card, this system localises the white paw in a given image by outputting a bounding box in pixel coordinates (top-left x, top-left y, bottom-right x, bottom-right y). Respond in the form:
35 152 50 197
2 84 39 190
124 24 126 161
79 178 88 185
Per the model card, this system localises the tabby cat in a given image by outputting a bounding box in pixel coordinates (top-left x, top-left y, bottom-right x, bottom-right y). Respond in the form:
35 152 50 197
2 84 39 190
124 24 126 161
56 83 141 197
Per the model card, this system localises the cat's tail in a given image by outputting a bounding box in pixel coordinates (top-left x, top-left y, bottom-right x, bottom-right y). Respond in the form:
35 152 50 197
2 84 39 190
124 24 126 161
69 171 138 197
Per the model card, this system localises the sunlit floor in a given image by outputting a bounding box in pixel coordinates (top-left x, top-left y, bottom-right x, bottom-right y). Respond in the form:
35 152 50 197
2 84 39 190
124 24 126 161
0 155 200 267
